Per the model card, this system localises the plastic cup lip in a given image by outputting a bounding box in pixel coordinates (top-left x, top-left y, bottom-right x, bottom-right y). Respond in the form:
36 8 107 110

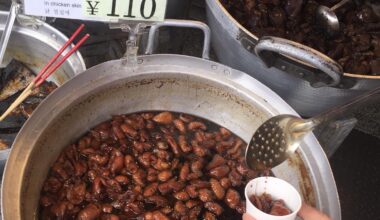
245 176 302 219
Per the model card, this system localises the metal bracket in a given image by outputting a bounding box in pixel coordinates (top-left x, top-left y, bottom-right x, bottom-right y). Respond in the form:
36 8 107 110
109 22 150 66
16 14 46 29
12 1 46 28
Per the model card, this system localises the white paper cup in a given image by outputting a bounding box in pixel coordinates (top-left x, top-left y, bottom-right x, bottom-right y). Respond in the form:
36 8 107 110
245 177 302 220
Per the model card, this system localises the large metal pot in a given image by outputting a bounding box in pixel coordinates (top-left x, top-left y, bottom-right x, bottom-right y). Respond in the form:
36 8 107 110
2 20 340 219
0 12 86 81
206 0 380 116
0 11 86 176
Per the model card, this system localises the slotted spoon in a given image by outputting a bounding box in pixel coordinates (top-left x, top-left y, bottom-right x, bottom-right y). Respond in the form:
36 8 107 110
316 0 350 36
246 86 380 170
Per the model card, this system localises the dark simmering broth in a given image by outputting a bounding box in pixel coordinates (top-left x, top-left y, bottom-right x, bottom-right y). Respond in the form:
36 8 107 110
39 112 269 219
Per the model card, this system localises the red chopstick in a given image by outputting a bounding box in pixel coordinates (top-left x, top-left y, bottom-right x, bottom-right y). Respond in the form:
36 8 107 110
35 33 90 86
34 24 85 84
0 24 89 121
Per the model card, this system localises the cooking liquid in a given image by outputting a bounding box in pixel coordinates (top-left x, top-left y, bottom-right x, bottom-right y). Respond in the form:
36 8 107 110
39 111 272 219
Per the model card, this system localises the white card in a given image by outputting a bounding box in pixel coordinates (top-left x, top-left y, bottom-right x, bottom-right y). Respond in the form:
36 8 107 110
23 0 86 20
83 0 167 22
22 0 167 22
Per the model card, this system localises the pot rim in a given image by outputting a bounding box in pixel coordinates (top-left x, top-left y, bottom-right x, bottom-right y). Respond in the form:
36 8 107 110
210 0 380 79
1 54 340 219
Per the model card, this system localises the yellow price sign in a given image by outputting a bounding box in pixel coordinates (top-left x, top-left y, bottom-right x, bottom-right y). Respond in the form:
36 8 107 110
83 0 167 22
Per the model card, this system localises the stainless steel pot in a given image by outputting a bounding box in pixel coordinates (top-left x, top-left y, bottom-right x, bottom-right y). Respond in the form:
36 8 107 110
0 11 86 81
0 11 86 176
206 0 380 116
2 20 340 220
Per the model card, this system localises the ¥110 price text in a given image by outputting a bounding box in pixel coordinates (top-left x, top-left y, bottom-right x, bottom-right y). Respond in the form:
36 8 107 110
84 0 167 22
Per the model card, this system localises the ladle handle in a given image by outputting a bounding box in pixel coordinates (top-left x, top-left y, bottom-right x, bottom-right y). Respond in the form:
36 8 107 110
331 0 350 11
311 87 380 125
0 2 19 65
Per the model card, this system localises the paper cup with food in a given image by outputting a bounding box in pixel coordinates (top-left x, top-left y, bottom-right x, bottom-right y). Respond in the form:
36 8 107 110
245 177 302 220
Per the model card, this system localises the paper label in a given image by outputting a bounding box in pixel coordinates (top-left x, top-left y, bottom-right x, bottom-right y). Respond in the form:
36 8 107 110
83 0 167 22
22 0 167 22
23 0 85 20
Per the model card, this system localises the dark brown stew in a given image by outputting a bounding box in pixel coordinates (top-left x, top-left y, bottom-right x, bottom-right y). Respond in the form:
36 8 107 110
221 0 380 75
250 193 292 216
39 111 271 220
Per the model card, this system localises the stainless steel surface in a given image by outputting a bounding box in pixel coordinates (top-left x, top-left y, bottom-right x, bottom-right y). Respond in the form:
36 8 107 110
206 0 380 116
316 0 350 36
0 2 18 66
0 148 9 177
246 115 295 170
2 54 339 219
255 36 343 87
145 19 211 59
247 86 380 170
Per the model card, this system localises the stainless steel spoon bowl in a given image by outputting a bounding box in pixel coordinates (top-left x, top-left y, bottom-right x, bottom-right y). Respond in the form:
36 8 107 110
246 86 380 170
316 0 350 36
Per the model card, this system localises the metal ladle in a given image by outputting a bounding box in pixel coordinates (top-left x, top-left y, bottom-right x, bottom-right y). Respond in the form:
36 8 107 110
246 86 380 170
0 2 20 67
316 0 350 36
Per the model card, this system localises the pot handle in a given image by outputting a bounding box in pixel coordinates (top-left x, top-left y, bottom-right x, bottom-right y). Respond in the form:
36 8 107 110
145 19 211 59
255 36 343 87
